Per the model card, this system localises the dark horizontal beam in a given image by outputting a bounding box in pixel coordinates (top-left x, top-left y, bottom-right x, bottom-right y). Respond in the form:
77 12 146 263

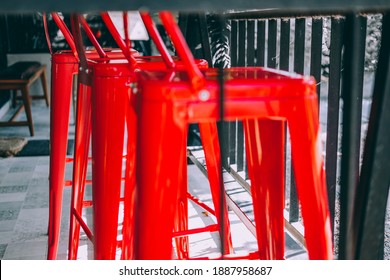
0 0 390 13
225 8 389 19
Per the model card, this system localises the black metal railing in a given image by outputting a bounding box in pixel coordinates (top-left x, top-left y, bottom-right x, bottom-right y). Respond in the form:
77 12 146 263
184 10 389 259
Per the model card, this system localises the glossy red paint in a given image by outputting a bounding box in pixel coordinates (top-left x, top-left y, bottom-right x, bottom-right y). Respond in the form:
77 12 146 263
132 11 333 260
134 66 333 260
48 12 232 260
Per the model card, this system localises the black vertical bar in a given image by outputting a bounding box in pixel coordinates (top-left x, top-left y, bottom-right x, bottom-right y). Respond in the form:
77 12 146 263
244 21 254 178
279 18 290 217
289 18 306 223
353 12 390 260
221 129 230 170
279 18 290 71
243 20 254 177
236 121 244 172
230 20 238 67
210 14 230 170
294 18 306 74
238 20 246 66
229 121 236 165
256 20 266 66
218 65 226 258
326 17 344 235
181 14 202 59
267 19 277 68
198 13 213 65
229 20 238 168
310 17 323 102
0 15 10 107
338 14 367 260
247 20 255 66
178 13 189 38
236 20 246 172
0 15 9 68
308 20 323 233
221 122 230 170
213 14 227 258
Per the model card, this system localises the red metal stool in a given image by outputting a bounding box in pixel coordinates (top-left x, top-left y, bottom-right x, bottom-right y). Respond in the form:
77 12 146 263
140 11 233 259
45 12 174 260
49 10 232 258
133 11 333 260
45 12 141 260
84 12 233 260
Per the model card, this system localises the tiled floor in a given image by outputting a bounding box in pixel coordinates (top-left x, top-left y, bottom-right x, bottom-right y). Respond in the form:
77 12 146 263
0 99 68 260
0 155 50 259
0 98 309 260
0 156 306 260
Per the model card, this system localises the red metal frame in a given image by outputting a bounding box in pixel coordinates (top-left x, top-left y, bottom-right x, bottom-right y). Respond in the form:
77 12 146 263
135 66 333 260
47 51 79 260
89 12 233 260
132 11 333 260
47 10 333 260
46 12 132 259
47 11 233 260
47 13 140 260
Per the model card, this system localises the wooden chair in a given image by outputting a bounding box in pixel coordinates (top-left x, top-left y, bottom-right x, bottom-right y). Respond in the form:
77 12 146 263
0 61 49 136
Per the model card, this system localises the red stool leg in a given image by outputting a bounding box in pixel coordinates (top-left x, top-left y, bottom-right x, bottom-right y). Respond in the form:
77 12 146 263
68 83 92 260
244 118 286 260
47 60 77 260
198 122 233 255
121 94 137 260
135 99 188 260
287 98 333 259
173 156 189 259
91 75 129 259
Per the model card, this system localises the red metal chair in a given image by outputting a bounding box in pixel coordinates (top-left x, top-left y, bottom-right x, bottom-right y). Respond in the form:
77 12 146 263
133 11 334 260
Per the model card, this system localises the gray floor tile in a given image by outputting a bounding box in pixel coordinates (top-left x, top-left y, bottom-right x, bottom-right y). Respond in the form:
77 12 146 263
10 158 38 168
0 192 27 203
0 201 23 221
0 220 17 232
9 166 35 173
0 231 14 244
23 191 49 209
0 243 7 259
23 178 49 209
37 157 50 165
0 185 28 193
12 208 48 243
0 167 10 178
32 164 49 179
0 172 33 186
2 241 47 260
28 177 49 188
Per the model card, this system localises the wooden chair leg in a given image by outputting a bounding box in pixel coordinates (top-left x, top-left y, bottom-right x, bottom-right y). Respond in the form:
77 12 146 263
21 86 34 136
12 89 18 108
40 68 50 107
